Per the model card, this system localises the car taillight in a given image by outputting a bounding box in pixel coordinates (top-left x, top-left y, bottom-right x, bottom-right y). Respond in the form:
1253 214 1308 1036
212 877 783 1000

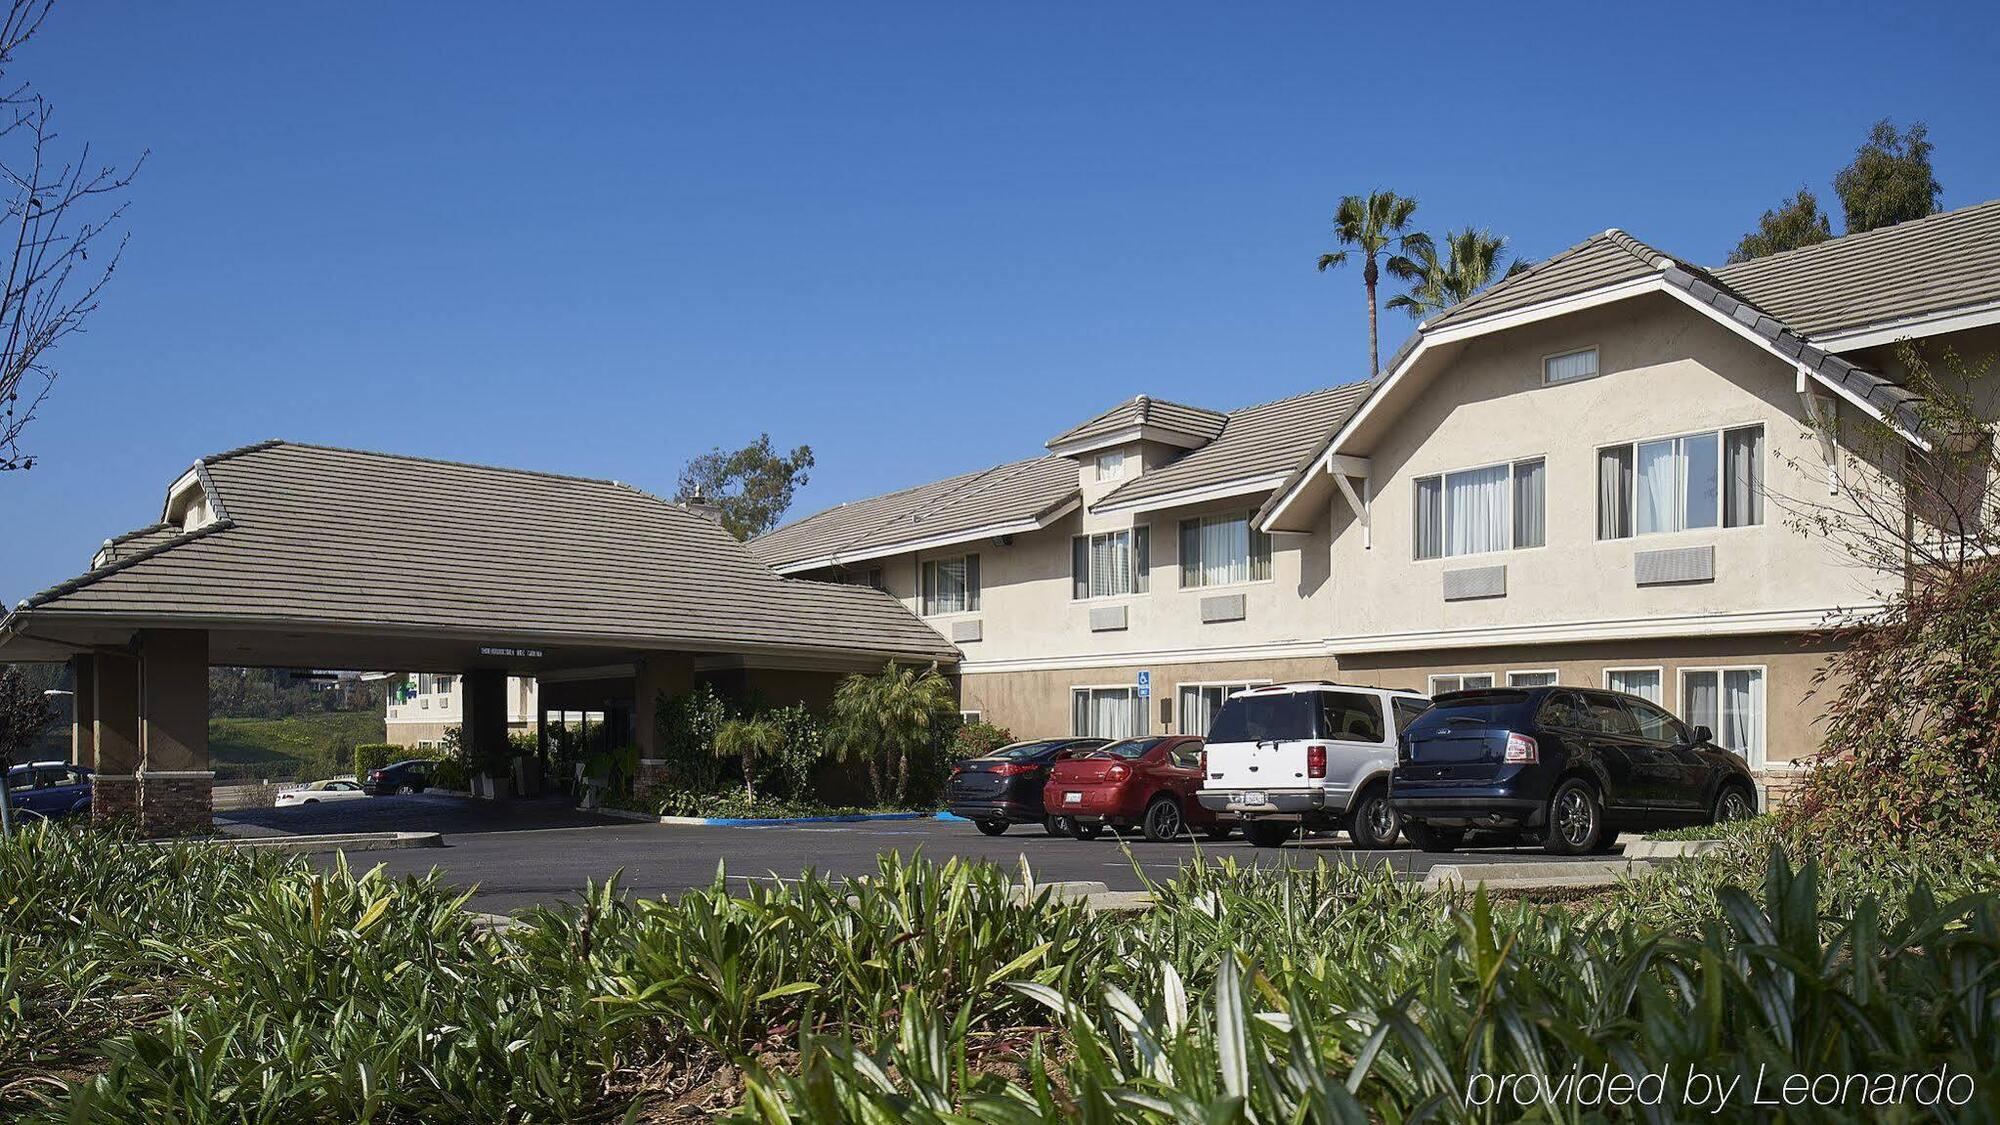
1198 750 1207 774
990 762 1036 776
369 770 382 780
1504 732 1539 763
1106 763 1130 781
1306 745 1327 779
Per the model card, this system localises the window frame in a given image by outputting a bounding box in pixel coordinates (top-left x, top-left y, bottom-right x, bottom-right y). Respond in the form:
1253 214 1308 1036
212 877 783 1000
1676 664 1768 769
1071 526 1150 601
1505 669 1560 687
920 553 981 617
1094 449 1129 482
1428 672 1496 695
1597 424 1765 541
1069 684 1149 739
1602 665 1665 705
1541 345 1601 386
1177 510 1273 589
1413 455 1548 560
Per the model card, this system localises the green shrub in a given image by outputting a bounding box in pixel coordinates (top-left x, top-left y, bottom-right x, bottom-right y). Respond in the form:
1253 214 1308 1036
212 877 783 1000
947 720 1013 760
656 682 733 791
758 702 829 800
429 755 468 791
1644 813 1777 841
351 742 397 779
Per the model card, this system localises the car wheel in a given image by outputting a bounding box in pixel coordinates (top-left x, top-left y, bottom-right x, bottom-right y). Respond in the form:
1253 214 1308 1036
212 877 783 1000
1242 820 1295 849
975 818 1008 836
303 798 319 805
1045 815 1074 837
1345 786 1401 850
1141 797 1185 843
1403 822 1464 853
1711 783 1757 824
1543 778 1605 856
1068 820 1105 840
1201 824 1233 841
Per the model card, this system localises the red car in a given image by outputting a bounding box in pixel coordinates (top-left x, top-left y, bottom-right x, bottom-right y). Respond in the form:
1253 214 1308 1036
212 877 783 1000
1042 735 1228 842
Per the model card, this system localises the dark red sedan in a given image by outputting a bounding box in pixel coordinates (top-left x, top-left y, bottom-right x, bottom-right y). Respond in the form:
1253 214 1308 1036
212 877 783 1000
1042 735 1227 842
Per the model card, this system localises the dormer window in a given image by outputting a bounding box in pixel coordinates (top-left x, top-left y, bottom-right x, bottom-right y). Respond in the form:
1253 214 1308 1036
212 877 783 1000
181 495 213 531
1094 450 1128 482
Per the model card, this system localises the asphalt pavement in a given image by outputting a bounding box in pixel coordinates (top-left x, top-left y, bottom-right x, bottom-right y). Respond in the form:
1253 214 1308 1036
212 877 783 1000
217 794 1613 914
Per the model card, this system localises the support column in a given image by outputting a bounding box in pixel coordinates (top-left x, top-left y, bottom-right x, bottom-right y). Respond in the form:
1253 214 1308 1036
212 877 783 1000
91 651 142 826
461 669 508 798
633 652 695 791
70 654 96 769
138 628 211 837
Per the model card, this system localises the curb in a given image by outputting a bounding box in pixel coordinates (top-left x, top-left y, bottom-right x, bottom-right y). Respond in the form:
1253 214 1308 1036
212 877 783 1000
1624 838 1732 860
193 831 446 854
592 809 938 828
1422 859 1644 891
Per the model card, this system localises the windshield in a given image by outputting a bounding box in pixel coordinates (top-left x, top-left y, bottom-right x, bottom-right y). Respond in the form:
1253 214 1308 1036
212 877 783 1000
987 740 1067 761
1082 737 1166 760
1208 694 1319 743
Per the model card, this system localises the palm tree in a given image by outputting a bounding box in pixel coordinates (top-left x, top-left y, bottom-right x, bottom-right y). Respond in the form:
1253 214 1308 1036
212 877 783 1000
714 716 785 800
1385 227 1517 320
1316 191 1421 377
829 661 956 805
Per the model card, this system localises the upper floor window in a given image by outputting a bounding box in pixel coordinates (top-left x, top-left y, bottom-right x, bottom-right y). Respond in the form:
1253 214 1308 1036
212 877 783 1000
1072 527 1149 599
1543 347 1599 384
832 567 885 591
1428 672 1493 694
1094 450 1128 482
1178 511 1271 587
1413 457 1545 560
921 554 980 615
1598 425 1762 540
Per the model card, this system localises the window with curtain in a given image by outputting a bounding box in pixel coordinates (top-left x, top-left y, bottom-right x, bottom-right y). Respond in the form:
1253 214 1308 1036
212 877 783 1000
921 554 980 615
1599 426 1762 539
1178 512 1271 587
1177 682 1259 736
1428 673 1494 694
1506 670 1558 687
1605 667 1663 704
1071 687 1145 738
1094 450 1128 482
1543 347 1599 384
1071 527 1149 599
1413 458 1545 559
1682 668 1765 767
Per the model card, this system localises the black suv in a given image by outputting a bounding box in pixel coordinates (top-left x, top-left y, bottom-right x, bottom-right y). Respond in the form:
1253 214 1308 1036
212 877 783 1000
947 738 1108 836
1390 686 1758 855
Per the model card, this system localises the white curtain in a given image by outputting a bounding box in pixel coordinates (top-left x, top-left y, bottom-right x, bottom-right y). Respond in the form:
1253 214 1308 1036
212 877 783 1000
1724 426 1764 528
1682 431 1720 529
1089 532 1131 598
1200 516 1249 586
1088 689 1135 738
1607 669 1662 703
1545 348 1598 383
1599 447 1633 539
1445 465 1509 556
1636 440 1678 535
1723 670 1765 767
931 559 968 614
1685 671 1719 742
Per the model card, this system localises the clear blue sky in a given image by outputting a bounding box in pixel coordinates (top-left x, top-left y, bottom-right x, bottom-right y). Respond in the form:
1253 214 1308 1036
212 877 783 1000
4 1 1997 604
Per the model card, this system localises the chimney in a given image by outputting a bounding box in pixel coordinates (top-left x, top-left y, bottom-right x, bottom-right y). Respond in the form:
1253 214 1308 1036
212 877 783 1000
684 485 724 525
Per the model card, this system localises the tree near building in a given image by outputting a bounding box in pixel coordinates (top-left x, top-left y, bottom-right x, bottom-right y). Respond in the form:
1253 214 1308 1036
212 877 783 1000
0 0 144 474
674 434 814 541
1834 118 1940 236
713 715 784 800
1316 191 1421 377
828 661 955 806
1385 227 1519 320
0 664 55 768
1725 188 1834 264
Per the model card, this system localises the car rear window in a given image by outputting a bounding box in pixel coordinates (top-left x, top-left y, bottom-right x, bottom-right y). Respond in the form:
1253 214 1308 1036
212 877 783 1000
988 740 1067 761
1404 690 1535 733
1209 694 1320 743
1082 737 1167 760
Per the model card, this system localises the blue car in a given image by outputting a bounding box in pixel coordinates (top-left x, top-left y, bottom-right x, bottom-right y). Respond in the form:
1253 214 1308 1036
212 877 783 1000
4 761 92 821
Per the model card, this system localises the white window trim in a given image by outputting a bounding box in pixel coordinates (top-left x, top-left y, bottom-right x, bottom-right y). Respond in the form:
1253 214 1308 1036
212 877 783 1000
1675 664 1769 769
1505 669 1560 686
1602 665 1666 702
1541 345 1601 385
1428 672 1496 694
958 710 983 724
1071 526 1148 601
1413 455 1549 561
1599 424 1765 541
1177 510 1274 590
1070 683 1148 739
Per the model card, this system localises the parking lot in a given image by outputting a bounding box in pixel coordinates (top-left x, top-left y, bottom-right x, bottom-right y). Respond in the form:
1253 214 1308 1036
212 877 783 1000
218 794 1622 914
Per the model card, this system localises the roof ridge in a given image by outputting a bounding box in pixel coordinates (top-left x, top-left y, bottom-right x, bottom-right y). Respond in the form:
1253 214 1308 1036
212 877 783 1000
1224 380 1369 417
1714 196 2000 275
234 440 640 492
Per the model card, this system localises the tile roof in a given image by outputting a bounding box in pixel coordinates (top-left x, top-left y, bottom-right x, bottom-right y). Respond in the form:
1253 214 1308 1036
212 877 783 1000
14 441 957 663
1711 198 2000 338
1045 394 1229 449
1421 231 1667 331
751 454 1080 571
1094 382 1370 511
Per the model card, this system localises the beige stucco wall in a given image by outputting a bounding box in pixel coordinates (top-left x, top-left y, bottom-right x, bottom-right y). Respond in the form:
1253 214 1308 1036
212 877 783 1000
962 656 1338 738
1325 293 1899 642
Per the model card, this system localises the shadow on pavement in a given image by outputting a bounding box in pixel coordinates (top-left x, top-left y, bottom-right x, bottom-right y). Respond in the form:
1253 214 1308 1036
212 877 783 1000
216 792 632 839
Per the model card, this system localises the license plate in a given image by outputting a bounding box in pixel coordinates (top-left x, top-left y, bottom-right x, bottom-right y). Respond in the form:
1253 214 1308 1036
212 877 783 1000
1241 791 1266 806
1064 791 1082 805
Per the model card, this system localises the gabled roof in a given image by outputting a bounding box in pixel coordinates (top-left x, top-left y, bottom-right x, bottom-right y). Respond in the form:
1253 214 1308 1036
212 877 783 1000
1092 382 1370 513
751 454 1081 572
1712 198 2000 340
1044 394 1229 452
1422 230 1669 331
7 441 957 664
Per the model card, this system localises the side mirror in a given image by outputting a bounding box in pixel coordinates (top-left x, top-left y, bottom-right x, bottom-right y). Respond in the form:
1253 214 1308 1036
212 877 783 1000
1691 725 1713 745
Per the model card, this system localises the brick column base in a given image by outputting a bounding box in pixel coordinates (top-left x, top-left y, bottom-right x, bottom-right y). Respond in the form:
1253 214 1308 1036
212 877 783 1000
1754 767 1811 812
139 773 214 837
91 774 141 827
636 759 670 791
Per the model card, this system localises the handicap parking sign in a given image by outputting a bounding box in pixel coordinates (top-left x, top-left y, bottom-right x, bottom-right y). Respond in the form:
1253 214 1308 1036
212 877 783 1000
1136 670 1151 698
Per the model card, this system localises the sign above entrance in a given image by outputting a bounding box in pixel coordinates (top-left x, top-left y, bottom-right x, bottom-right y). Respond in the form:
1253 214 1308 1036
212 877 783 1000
479 646 544 659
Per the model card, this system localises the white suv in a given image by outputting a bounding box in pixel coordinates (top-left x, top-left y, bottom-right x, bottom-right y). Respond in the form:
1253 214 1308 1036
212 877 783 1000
1195 681 1431 849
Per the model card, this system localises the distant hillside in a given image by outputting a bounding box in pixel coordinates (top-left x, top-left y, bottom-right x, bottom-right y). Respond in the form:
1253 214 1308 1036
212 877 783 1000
209 712 386 781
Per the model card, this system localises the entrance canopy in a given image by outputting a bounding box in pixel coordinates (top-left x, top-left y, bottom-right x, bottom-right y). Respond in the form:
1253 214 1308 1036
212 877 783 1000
1 440 960 675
